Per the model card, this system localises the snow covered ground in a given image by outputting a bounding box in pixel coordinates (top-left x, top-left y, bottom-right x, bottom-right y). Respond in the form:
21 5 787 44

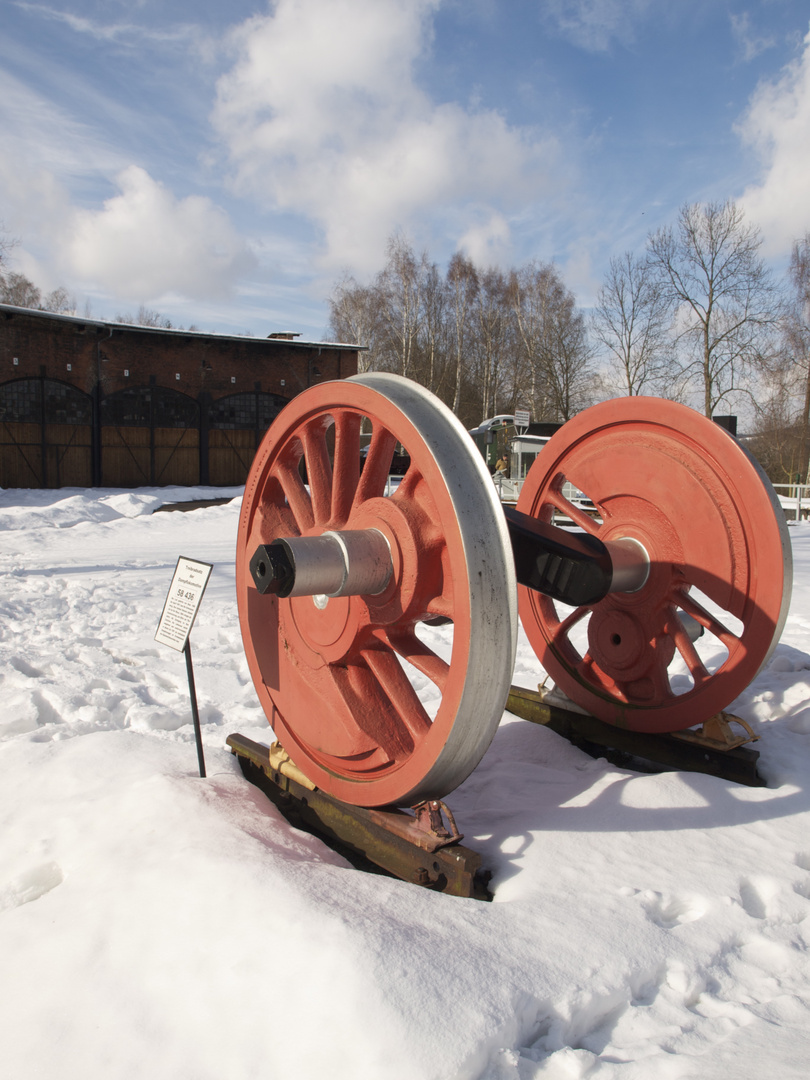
2 485 810 1080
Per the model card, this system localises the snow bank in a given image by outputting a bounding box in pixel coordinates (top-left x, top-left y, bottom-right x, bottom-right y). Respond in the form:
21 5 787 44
1 488 810 1078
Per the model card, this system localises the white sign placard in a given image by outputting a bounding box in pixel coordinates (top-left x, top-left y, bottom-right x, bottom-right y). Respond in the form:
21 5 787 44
514 409 531 428
155 557 213 652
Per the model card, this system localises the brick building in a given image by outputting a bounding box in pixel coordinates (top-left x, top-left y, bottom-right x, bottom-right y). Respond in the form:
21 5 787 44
0 304 360 488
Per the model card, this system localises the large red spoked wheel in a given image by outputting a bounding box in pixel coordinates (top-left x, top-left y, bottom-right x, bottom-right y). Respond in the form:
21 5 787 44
516 397 792 733
236 373 517 807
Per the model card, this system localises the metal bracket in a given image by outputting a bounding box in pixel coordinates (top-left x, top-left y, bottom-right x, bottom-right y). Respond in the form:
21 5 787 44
671 712 759 751
411 800 463 847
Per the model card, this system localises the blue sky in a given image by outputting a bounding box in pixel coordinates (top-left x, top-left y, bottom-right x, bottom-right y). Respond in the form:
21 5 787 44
1 0 808 340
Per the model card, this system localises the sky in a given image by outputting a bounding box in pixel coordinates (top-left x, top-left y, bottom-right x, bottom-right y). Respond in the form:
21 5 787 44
1 0 809 340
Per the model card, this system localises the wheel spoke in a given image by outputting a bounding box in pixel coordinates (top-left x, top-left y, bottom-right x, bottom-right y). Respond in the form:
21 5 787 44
553 603 591 644
301 421 333 525
645 650 676 702
275 457 313 532
668 608 710 685
325 645 432 757
545 603 592 666
425 595 453 620
362 644 433 745
331 411 361 525
248 479 298 545
393 465 420 502
676 589 740 651
318 660 412 761
547 490 601 535
382 629 450 694
354 424 397 506
577 651 615 690
396 466 446 550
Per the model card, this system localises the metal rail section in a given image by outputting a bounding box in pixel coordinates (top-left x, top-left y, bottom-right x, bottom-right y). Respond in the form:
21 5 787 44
226 734 493 901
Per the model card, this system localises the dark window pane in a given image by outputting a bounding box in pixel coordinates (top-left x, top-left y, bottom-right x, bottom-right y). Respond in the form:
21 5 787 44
152 388 198 428
43 381 92 424
0 379 92 425
0 379 42 422
209 392 288 430
101 388 151 427
100 387 199 428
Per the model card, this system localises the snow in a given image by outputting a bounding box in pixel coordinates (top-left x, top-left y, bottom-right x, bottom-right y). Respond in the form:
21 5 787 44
2 485 810 1079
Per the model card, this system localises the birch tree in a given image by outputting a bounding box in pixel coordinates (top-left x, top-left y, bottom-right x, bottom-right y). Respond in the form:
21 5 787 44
784 232 810 481
647 200 778 417
592 252 671 396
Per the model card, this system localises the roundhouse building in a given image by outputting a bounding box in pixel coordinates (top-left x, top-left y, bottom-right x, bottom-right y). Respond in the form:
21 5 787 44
0 304 360 489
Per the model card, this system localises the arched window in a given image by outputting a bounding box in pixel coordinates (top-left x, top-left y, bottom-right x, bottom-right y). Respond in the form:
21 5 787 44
207 391 289 485
100 386 200 486
0 378 92 487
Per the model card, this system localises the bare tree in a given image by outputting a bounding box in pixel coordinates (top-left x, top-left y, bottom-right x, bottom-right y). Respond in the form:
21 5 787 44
747 379 804 484
328 273 384 373
43 286 77 315
420 260 449 395
591 252 672 396
506 262 592 421
782 232 810 480
647 200 779 417
329 238 448 386
0 222 18 285
0 271 42 308
471 268 509 422
377 234 424 380
447 253 479 416
116 305 175 328
507 262 555 418
546 293 596 420
326 237 593 426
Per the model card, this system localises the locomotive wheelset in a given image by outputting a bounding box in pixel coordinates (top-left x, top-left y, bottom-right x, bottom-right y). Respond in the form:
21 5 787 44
235 373 792 811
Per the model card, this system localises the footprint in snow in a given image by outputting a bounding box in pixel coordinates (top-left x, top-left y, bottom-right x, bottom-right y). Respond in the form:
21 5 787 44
642 889 707 928
0 862 64 912
739 874 809 924
10 655 45 679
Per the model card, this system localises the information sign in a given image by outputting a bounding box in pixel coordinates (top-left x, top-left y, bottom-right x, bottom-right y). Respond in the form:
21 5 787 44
514 408 531 429
155 557 213 651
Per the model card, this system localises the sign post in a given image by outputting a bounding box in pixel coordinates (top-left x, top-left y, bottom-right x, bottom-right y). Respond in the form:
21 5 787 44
155 557 213 778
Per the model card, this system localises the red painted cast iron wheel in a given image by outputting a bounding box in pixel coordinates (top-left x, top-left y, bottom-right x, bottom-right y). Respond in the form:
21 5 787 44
516 397 792 733
236 373 517 807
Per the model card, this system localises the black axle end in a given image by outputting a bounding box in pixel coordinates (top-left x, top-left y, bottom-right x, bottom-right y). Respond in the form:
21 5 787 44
249 542 295 597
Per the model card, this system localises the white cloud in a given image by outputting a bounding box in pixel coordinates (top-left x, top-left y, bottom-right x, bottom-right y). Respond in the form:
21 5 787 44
14 3 203 47
65 166 257 300
730 12 776 63
212 0 563 274
457 212 512 267
0 61 256 312
540 0 650 52
738 25 810 254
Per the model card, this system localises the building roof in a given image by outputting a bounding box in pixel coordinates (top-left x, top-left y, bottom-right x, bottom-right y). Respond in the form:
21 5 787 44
0 302 362 351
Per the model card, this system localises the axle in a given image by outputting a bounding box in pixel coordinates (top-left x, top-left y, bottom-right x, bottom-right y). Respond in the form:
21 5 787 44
250 508 649 607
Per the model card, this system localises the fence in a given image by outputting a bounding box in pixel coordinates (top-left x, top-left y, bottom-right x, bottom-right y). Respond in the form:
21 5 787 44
772 484 810 522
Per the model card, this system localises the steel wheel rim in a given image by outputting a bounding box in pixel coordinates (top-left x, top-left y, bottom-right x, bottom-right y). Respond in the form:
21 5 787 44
236 372 517 806
516 397 792 733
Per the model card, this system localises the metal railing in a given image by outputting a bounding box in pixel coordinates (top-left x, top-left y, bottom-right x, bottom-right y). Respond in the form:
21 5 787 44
772 484 810 522
492 474 526 503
